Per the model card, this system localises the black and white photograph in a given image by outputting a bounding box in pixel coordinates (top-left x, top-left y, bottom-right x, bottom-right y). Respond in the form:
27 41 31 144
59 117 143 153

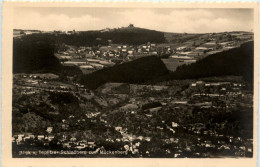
2 3 258 163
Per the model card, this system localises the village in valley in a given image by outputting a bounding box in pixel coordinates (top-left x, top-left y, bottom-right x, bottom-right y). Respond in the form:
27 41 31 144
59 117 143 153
12 24 254 158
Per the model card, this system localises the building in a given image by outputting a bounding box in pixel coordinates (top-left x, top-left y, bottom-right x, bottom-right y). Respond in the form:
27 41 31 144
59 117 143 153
176 46 186 51
47 135 55 141
128 50 134 54
37 135 45 140
115 126 123 132
172 122 178 128
46 127 53 133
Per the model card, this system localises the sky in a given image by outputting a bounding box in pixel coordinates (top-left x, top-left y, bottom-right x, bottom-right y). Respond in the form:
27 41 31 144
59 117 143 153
13 7 254 33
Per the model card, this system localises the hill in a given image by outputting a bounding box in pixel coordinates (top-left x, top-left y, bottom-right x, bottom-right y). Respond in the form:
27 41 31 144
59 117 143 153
80 56 170 89
105 26 166 45
155 41 254 84
60 27 165 46
15 25 165 47
13 35 82 76
13 35 62 74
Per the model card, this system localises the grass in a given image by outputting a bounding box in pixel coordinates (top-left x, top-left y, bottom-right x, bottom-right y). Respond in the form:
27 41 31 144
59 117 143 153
161 58 188 72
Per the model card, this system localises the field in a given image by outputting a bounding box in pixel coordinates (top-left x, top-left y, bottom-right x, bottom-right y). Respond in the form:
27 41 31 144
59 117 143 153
161 58 187 72
164 32 206 43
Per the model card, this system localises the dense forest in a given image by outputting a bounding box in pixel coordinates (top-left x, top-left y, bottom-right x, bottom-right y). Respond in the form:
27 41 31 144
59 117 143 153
61 27 165 46
13 35 82 75
154 41 254 84
16 27 165 48
13 35 62 74
80 56 169 89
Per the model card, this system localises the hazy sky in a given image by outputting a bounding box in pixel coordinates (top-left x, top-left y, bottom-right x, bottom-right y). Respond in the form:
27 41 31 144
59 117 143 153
13 8 254 33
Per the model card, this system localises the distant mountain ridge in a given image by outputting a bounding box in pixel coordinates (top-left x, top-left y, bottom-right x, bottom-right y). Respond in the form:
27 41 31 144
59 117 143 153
64 26 166 46
15 26 166 46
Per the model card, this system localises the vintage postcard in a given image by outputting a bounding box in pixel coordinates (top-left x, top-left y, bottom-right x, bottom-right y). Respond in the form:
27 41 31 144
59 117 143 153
2 2 259 167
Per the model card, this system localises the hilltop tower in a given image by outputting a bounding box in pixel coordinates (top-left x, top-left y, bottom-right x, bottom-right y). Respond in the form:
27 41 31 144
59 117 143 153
128 24 134 28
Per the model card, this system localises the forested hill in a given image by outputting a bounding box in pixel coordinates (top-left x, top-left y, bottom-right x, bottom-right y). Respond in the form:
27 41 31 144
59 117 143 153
59 27 165 46
102 27 166 45
155 41 254 84
13 35 82 75
16 26 165 47
13 35 62 74
80 56 170 89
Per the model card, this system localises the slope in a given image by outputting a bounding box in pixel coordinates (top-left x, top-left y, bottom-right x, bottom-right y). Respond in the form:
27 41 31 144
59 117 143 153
13 34 62 74
80 56 170 89
155 41 254 84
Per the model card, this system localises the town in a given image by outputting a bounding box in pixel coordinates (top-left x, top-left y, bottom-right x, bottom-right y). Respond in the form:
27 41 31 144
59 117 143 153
12 72 253 157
